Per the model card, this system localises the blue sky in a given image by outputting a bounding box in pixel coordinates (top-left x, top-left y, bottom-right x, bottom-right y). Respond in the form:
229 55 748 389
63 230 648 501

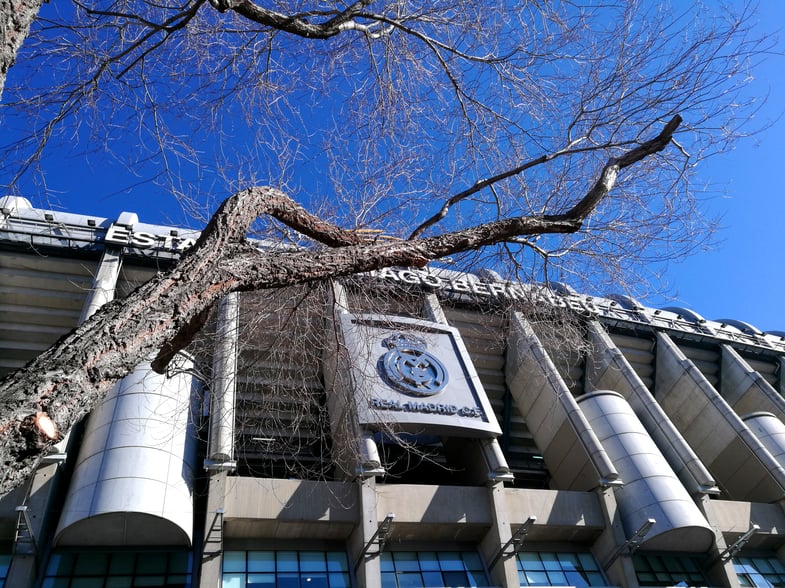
642 1 785 332
2 1 783 331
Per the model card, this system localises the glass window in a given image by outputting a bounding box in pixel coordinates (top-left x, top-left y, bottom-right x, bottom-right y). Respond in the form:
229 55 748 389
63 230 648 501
42 550 192 588
380 551 489 587
735 556 785 587
516 551 606 587
222 550 351 588
0 554 12 588
633 554 708 587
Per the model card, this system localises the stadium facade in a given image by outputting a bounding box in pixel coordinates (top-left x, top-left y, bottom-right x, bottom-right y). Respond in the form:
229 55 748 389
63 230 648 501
1 195 785 588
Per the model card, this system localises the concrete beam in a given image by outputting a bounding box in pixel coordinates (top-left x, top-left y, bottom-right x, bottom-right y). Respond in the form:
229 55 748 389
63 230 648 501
506 313 618 490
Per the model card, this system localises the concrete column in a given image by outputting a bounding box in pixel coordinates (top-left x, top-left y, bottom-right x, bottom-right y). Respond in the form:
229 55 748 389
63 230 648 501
697 495 742 588
5 462 63 588
721 345 785 420
207 293 240 465
323 281 365 480
506 312 618 490
78 247 122 323
479 482 520 588
349 478 382 587
780 358 785 397
199 471 228 588
592 487 637 588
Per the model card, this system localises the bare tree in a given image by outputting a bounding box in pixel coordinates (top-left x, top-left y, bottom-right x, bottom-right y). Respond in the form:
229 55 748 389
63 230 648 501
0 1 769 491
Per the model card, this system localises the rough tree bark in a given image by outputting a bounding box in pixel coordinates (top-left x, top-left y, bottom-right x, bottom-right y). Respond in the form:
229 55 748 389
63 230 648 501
0 115 681 494
0 0 45 100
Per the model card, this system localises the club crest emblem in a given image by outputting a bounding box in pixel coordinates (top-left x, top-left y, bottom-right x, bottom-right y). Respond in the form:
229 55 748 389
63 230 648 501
378 333 449 397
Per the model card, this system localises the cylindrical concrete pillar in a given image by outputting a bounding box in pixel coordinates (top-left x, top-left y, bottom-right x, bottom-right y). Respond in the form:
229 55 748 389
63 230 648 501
742 412 785 466
55 358 200 546
578 390 713 552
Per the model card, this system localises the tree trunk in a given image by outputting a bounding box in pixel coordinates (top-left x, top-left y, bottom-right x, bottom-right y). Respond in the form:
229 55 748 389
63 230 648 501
0 0 44 100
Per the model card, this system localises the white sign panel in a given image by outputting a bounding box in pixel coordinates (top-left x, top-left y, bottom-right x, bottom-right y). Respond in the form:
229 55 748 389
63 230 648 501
339 313 502 437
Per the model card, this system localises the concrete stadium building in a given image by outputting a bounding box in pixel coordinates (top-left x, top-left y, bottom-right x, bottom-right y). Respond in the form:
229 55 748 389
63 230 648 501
1 195 785 587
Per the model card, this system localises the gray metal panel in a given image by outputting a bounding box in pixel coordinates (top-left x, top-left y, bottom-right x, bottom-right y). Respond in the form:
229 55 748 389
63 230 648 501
577 390 713 552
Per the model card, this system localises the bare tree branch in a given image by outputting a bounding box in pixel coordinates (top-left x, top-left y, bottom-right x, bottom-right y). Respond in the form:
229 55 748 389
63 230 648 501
0 115 680 493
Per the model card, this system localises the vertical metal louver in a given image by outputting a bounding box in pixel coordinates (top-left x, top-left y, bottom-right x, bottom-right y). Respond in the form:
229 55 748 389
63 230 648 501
0 253 96 377
234 288 333 480
608 331 656 390
443 306 549 487
675 342 720 388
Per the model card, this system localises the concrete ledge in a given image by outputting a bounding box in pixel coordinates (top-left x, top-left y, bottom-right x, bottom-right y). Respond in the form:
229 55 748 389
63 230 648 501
223 477 358 540
505 487 605 543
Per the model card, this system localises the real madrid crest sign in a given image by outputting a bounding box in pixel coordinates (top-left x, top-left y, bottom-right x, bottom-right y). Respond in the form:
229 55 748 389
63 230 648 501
378 333 449 397
338 313 502 436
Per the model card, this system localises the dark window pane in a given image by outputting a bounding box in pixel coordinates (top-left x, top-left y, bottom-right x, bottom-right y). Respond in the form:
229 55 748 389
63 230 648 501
71 579 104 588
421 571 444 586
437 552 464 572
132 577 166 586
47 554 76 576
169 552 190 573
246 573 275 588
462 552 483 571
442 570 469 586
301 573 328 588
381 553 395 572
558 553 580 571
136 553 167 575
578 553 599 571
586 572 606 586
566 570 589 587
393 553 420 572
0 555 11 578
326 552 349 573
75 553 109 575
109 553 135 575
328 572 351 588
397 572 425 588
277 572 301 588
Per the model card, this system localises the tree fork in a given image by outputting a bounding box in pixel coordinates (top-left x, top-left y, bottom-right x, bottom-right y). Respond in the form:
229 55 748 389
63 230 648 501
0 116 681 493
